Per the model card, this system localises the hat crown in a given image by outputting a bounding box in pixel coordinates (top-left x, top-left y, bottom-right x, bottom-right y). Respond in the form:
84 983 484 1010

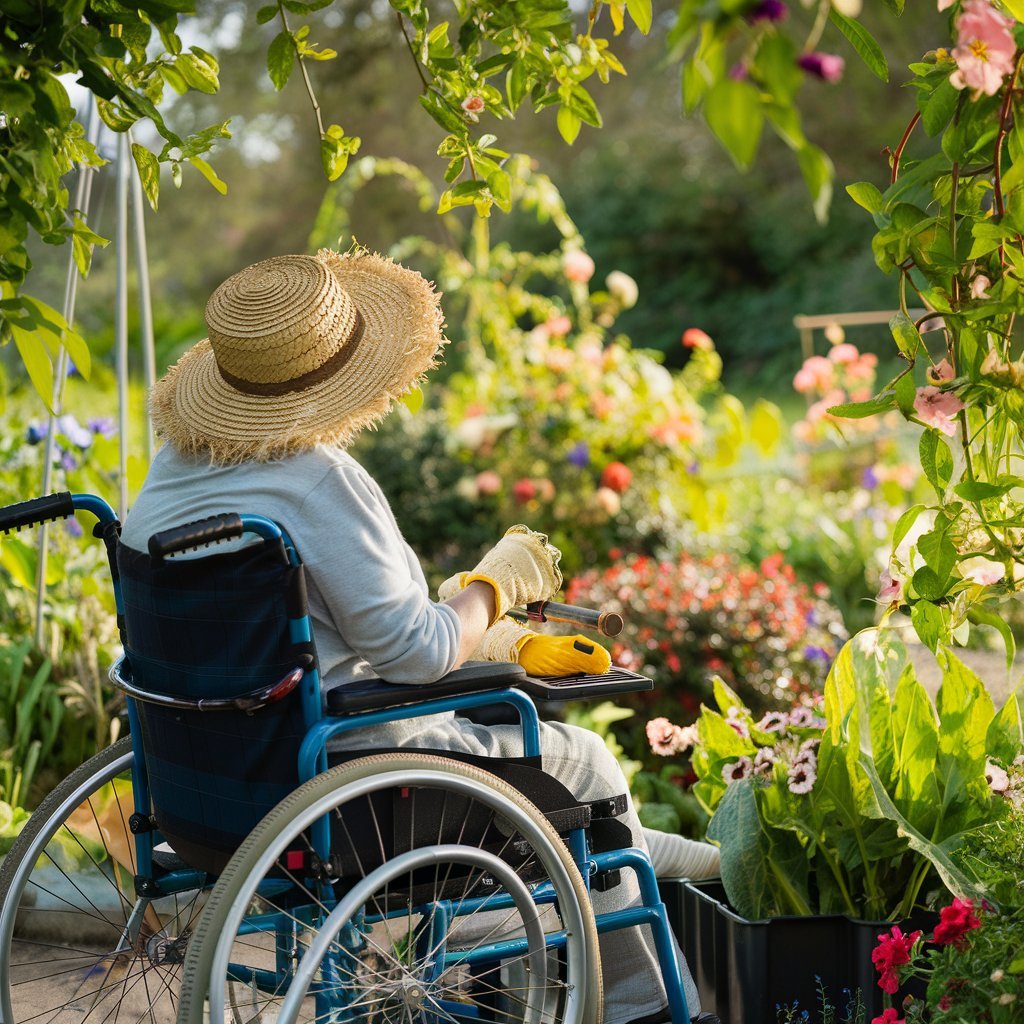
205 254 360 388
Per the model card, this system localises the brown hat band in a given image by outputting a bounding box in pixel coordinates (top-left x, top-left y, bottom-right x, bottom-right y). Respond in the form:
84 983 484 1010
217 309 366 397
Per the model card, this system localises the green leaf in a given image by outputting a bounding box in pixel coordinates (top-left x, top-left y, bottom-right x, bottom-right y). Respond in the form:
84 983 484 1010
131 143 160 211
797 144 833 225
912 567 945 601
921 77 958 137
401 386 424 414
8 324 54 410
954 477 1024 501
892 503 926 552
894 371 916 415
828 9 888 82
1001 0 1024 20
556 105 581 145
706 780 769 919
256 4 278 24
704 79 763 172
920 431 953 496
847 181 885 215
625 0 652 34
987 690 1023 765
967 605 1016 673
567 86 602 128
911 600 945 652
889 311 921 360
176 51 219 94
189 156 228 194
267 31 295 91
828 391 896 419
419 92 466 135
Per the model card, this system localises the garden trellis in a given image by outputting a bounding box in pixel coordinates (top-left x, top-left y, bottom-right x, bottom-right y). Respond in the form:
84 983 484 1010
33 95 157 647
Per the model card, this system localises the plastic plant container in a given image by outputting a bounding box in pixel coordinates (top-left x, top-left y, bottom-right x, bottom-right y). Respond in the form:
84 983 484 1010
659 878 932 1024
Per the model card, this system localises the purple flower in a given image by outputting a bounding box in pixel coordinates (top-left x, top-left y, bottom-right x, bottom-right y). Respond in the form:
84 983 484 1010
64 517 83 538
26 423 48 445
57 415 92 449
747 0 788 22
729 63 750 81
803 644 830 663
861 466 879 489
567 442 590 468
687 460 700 475
797 52 845 83
87 416 117 440
59 450 77 471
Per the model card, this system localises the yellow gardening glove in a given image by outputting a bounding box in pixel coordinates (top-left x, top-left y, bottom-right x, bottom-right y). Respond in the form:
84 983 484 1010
474 617 612 676
438 526 562 625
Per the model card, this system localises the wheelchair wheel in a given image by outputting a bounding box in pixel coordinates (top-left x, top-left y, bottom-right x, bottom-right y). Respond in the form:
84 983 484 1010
178 753 602 1024
0 737 204 1024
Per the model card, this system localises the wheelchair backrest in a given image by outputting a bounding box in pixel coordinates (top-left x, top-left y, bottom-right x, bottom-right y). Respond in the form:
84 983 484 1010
117 533 317 874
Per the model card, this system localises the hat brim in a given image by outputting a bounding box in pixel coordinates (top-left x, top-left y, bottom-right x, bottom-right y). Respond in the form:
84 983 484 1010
151 250 446 464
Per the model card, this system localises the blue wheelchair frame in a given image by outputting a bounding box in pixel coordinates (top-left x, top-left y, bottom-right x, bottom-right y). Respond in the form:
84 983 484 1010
72 492 692 1024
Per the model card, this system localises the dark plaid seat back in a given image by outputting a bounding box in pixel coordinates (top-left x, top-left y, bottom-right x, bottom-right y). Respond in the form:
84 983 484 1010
117 540 314 874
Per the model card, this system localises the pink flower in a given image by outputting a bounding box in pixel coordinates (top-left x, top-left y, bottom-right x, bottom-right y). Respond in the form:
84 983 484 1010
971 274 991 298
962 556 1004 585
829 342 859 365
927 358 956 383
475 470 501 496
950 0 1016 96
461 95 486 114
913 385 965 435
800 355 835 391
932 897 981 948
793 368 817 393
546 348 575 372
787 759 817 794
797 52 845 83
872 926 921 995
595 487 621 516
646 717 694 756
682 327 714 350
722 757 753 784
871 1010 905 1024
563 249 595 283
544 315 572 338
512 478 536 504
877 569 902 604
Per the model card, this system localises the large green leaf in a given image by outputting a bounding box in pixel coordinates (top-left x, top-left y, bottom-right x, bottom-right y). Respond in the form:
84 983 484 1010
891 664 941 834
704 78 763 171
707 780 770 919
920 430 953 497
987 687 1024 764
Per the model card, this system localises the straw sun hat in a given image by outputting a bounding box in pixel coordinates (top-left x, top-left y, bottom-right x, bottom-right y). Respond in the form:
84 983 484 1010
151 248 446 464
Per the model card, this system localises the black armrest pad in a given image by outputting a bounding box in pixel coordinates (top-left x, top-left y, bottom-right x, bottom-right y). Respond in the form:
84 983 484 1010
326 661 528 715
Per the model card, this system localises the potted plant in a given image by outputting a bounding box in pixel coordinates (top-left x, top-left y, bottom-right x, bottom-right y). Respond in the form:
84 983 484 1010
651 629 1023 1023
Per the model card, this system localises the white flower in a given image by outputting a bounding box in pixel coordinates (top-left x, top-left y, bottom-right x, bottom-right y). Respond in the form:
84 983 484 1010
787 759 817 795
788 706 816 728
605 270 639 309
757 711 789 733
986 761 1010 794
823 323 845 346
726 706 750 740
754 747 776 776
831 0 862 16
962 556 1004 586
991 969 1006 983
723 757 754 785
998 993 1017 1005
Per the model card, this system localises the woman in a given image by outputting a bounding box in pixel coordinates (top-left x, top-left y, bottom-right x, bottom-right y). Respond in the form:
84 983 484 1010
121 249 719 1024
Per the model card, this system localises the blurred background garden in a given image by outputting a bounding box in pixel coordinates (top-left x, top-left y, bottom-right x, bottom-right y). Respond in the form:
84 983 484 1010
3 0 1024 878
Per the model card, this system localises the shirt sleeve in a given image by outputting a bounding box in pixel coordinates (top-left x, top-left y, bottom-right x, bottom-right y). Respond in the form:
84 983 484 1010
296 462 462 684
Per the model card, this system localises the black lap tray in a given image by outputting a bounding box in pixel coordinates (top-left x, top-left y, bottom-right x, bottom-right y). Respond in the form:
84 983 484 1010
520 667 654 701
326 661 528 714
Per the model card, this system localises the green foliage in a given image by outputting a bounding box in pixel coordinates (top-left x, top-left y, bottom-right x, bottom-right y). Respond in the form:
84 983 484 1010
837 7 1024 650
683 632 1021 920
0 0 231 401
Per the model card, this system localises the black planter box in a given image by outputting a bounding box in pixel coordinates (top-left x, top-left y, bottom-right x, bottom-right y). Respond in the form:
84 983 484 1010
659 878 930 1024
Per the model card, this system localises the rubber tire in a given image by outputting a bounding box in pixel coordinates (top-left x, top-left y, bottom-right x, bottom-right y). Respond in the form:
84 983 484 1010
0 737 190 1024
177 752 604 1024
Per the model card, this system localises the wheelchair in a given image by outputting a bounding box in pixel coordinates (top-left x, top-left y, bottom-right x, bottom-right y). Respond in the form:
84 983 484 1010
0 491 694 1024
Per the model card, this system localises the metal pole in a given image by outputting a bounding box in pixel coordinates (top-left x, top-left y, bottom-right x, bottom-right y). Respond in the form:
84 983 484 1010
115 132 131 523
129 128 156 462
34 97 101 649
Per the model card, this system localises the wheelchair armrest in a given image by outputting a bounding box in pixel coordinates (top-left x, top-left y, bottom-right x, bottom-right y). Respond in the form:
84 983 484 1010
325 661 528 715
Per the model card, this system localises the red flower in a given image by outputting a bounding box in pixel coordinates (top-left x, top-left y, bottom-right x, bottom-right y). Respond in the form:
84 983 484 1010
682 327 713 350
933 898 981 949
871 1010 904 1024
871 925 921 995
512 478 536 504
601 461 633 494
938 996 952 1011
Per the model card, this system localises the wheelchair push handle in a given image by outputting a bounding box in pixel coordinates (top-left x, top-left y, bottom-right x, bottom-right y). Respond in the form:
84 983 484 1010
0 491 77 534
149 512 244 561
512 600 624 638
